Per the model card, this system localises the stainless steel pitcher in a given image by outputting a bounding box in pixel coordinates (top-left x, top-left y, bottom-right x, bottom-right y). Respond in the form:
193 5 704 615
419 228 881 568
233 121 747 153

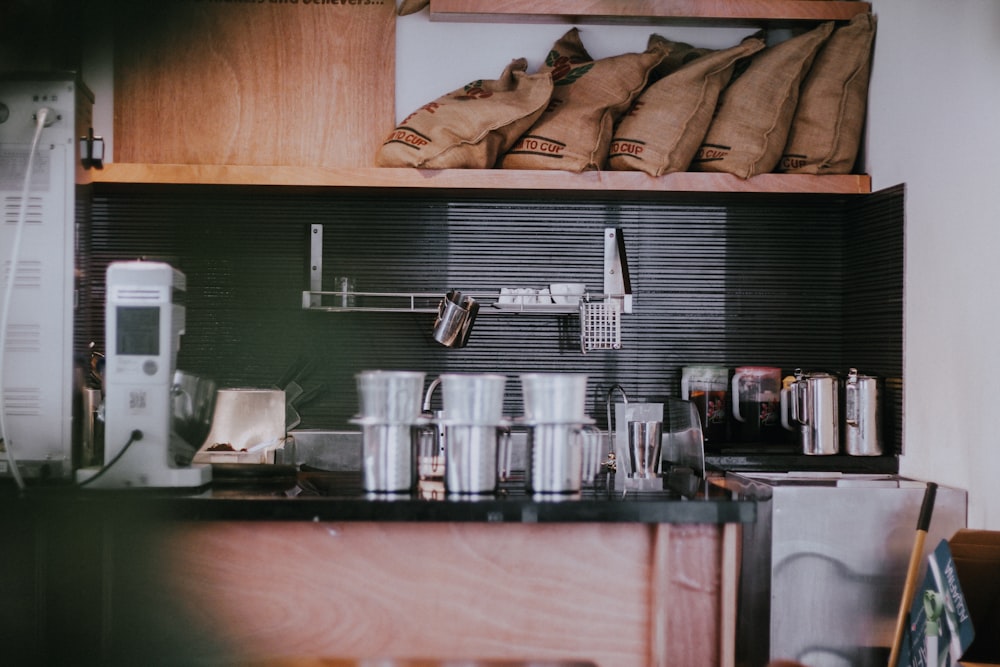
780 370 839 455
432 289 479 348
844 368 882 456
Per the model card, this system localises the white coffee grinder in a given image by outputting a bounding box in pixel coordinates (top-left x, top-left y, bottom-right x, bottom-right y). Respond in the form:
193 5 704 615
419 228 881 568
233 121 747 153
76 261 211 488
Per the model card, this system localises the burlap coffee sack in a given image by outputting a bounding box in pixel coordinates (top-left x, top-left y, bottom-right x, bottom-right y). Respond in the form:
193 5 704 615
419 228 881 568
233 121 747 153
397 0 429 16
779 13 876 174
692 21 835 179
500 28 668 172
647 33 717 82
609 34 766 176
376 58 553 169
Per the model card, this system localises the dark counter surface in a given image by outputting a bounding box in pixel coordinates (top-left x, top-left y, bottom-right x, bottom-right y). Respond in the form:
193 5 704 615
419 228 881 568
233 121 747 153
1 468 755 525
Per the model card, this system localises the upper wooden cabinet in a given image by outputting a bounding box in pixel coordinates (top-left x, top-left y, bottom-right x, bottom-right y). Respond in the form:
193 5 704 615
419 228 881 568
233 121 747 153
111 1 396 170
97 0 873 195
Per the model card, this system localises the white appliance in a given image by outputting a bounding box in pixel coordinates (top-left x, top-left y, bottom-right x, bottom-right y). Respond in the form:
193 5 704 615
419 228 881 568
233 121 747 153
727 472 967 667
76 261 211 488
0 73 92 480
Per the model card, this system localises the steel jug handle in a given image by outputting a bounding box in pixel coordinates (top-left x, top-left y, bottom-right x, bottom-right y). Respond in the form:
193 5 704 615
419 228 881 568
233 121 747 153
780 385 794 431
795 379 810 426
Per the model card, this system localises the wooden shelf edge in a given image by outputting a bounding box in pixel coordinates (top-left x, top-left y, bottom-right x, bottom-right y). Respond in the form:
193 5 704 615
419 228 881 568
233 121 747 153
90 164 871 195
428 0 871 24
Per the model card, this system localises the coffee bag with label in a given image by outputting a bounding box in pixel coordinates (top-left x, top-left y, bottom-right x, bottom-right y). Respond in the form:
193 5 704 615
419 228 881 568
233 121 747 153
779 13 876 174
500 28 668 172
609 34 765 176
692 22 835 179
376 58 553 169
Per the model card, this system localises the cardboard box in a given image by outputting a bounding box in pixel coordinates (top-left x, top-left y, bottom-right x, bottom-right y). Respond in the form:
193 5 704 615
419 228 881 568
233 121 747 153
899 530 1000 666
952 530 1000 666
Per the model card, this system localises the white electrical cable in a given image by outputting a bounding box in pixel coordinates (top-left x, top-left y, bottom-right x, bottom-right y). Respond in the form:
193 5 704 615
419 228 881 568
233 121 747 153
0 107 50 491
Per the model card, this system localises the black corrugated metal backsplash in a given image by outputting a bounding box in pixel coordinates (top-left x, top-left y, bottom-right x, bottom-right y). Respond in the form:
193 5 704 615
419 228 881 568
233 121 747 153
87 184 903 452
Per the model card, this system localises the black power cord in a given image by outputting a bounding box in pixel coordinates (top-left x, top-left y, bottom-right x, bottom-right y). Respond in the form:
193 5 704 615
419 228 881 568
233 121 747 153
78 430 144 488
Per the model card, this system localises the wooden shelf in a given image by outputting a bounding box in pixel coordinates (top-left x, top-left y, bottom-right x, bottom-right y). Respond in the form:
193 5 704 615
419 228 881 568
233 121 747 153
428 0 871 25
90 164 871 195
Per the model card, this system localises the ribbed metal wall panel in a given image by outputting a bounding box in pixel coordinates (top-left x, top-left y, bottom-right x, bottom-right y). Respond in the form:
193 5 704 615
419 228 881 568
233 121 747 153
88 186 902 453
844 184 905 453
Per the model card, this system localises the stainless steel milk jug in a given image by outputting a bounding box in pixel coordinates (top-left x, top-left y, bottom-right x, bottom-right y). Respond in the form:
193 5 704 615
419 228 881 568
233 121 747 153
844 368 882 456
780 370 839 455
432 290 479 348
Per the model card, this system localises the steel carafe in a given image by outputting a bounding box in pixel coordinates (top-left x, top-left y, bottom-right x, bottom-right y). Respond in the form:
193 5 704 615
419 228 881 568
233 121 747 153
780 369 839 455
844 368 882 456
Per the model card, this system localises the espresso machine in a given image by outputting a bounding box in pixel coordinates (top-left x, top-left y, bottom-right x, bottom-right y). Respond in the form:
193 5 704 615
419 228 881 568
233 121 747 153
76 261 211 488
607 386 706 495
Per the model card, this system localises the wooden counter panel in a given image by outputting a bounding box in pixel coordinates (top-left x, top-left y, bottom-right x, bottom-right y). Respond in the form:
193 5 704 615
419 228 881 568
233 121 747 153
149 522 734 666
112 1 395 169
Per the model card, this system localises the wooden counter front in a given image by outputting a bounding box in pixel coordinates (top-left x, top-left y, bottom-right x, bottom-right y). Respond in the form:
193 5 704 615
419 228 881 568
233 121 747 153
2 474 748 666
136 521 739 667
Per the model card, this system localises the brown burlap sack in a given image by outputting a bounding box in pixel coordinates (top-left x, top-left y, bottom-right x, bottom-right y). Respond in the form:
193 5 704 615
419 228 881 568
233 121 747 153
779 13 876 174
691 22 835 179
608 34 766 176
646 33 717 82
500 28 668 172
375 59 553 169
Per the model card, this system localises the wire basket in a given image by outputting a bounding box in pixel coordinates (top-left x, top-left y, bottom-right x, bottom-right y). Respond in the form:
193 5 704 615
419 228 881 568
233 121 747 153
579 299 621 353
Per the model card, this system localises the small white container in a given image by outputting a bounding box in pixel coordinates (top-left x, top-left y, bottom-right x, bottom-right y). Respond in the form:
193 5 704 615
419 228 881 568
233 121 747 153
550 282 586 305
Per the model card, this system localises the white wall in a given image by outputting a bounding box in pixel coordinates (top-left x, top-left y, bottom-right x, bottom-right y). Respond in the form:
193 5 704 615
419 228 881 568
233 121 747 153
395 14 756 121
868 0 1000 529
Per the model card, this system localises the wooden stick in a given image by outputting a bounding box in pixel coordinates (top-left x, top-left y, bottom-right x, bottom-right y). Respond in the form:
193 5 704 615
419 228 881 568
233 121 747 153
888 482 938 667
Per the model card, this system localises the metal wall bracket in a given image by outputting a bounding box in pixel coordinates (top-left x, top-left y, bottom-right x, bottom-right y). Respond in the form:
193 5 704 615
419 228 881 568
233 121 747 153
307 223 323 308
603 227 633 314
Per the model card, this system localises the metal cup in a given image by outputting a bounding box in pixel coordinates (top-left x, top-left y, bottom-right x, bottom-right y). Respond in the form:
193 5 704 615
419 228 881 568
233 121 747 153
361 423 418 492
627 420 663 478
526 423 601 494
443 424 511 494
432 290 479 348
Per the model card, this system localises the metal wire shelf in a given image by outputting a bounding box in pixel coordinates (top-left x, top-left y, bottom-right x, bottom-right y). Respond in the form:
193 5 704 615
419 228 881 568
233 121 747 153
302 225 632 353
